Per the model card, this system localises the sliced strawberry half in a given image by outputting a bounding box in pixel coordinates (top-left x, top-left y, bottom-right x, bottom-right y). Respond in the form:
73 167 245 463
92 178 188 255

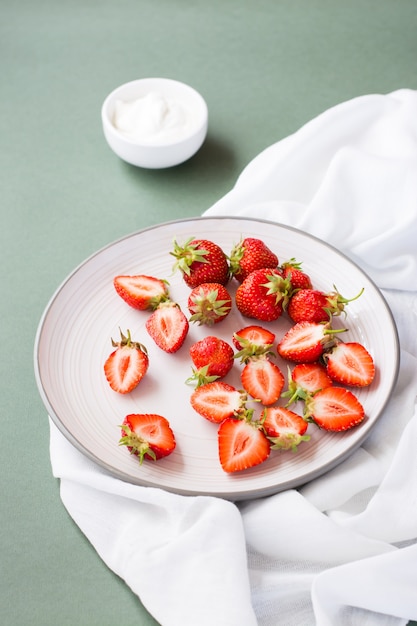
323 342 375 387
291 363 333 392
233 325 276 350
282 363 333 405
233 325 276 362
277 321 346 363
190 381 245 423
104 329 149 394
241 357 285 406
145 301 189 353
218 417 271 472
262 406 310 451
120 413 176 463
114 275 169 310
304 386 365 432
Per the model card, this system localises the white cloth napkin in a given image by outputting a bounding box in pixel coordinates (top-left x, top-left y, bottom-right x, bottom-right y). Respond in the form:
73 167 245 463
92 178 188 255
50 89 417 626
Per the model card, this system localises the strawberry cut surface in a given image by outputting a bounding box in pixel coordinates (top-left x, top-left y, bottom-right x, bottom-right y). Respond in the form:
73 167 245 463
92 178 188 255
233 325 276 350
291 363 333 393
120 413 176 463
241 358 285 406
324 342 375 387
218 418 271 473
262 406 310 451
104 330 149 394
113 275 168 310
278 321 345 363
305 387 365 432
145 302 189 353
190 381 244 423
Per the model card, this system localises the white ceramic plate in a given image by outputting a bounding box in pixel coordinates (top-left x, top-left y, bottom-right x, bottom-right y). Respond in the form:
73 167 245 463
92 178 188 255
34 217 399 500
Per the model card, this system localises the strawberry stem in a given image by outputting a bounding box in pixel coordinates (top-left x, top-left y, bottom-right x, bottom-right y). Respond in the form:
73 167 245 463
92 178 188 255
170 237 210 276
327 286 365 316
119 423 156 464
267 433 311 452
185 365 220 388
281 367 311 406
111 328 148 354
233 333 275 363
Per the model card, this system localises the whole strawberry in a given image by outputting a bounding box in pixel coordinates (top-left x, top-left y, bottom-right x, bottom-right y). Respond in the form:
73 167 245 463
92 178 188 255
229 237 279 283
281 259 313 291
171 237 229 288
188 282 232 326
189 335 234 380
287 287 364 324
235 268 291 321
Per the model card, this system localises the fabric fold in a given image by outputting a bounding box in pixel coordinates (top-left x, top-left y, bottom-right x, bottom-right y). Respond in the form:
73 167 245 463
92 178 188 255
50 423 258 626
204 89 417 292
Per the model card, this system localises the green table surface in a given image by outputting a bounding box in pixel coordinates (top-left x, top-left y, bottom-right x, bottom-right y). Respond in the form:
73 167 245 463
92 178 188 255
2 1 417 625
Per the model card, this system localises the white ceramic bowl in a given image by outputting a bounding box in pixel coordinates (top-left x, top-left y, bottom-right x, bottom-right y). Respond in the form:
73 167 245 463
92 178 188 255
101 78 208 169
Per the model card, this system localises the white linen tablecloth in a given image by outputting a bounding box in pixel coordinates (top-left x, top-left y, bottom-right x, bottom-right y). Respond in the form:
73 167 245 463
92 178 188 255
50 89 417 626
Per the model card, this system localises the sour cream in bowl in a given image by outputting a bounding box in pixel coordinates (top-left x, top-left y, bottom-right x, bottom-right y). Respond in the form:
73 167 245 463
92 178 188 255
101 78 208 169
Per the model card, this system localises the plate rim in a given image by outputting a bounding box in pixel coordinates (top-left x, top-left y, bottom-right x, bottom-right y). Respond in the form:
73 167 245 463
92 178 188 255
34 215 400 500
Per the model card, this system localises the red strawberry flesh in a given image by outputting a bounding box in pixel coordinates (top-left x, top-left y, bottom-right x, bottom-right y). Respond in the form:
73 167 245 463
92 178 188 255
262 406 310 451
292 363 333 393
190 382 244 423
218 418 271 472
120 413 176 463
324 342 375 387
305 387 365 431
233 325 276 350
241 358 285 406
277 321 345 363
145 303 189 353
113 275 168 310
104 330 149 394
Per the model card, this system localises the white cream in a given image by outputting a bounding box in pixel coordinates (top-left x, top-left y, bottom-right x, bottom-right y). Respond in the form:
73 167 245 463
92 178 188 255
113 91 192 142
